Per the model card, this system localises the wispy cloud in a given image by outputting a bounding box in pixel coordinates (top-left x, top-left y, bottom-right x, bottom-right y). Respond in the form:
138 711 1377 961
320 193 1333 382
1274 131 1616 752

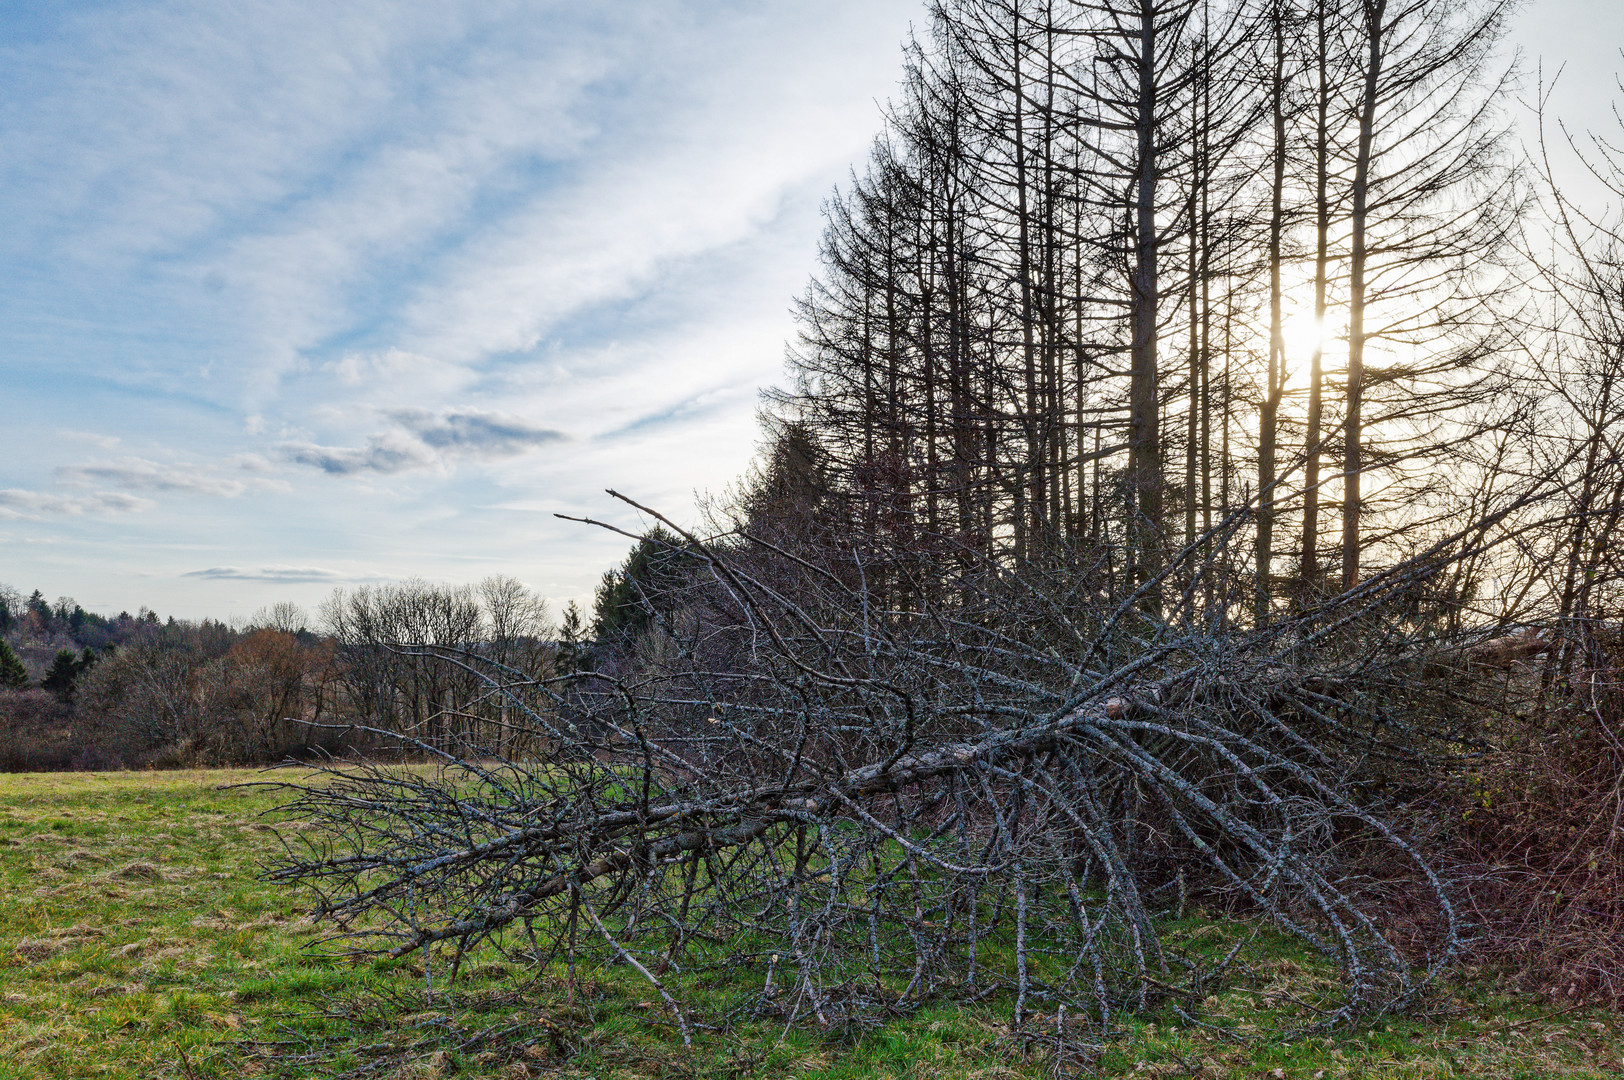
56 429 122 450
601 385 747 439
0 489 154 519
282 408 566 475
332 348 470 389
56 457 248 497
281 434 438 476
0 0 929 616
181 565 368 583
227 453 279 474
392 409 566 454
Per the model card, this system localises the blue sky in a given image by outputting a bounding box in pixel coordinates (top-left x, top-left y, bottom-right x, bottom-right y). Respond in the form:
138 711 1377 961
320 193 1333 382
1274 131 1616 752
0 0 1619 622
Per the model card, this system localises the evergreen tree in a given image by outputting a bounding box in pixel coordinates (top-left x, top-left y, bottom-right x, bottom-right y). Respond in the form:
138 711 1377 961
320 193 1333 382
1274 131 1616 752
42 647 95 700
591 528 690 646
0 640 26 690
741 421 832 538
0 584 16 634
556 600 590 674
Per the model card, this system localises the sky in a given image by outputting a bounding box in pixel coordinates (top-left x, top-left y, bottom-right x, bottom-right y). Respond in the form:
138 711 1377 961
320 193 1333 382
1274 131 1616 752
0 0 1620 623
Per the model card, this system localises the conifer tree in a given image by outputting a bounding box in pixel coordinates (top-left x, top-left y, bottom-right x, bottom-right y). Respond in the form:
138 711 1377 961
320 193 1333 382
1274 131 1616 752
0 640 26 690
42 648 90 700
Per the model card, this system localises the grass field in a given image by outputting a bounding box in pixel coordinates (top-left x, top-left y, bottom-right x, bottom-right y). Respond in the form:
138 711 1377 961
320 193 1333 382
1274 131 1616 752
1 768 1621 1079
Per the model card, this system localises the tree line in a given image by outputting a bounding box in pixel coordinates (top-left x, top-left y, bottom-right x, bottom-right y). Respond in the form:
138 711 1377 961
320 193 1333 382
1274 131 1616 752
0 577 569 770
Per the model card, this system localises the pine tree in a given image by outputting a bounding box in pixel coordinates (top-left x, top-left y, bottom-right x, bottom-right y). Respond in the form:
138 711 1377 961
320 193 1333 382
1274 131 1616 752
557 601 590 674
590 528 690 647
0 640 26 690
42 648 92 700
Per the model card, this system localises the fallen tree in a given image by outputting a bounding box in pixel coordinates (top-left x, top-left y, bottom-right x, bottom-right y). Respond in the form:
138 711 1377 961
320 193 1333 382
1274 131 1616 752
264 486 1574 1041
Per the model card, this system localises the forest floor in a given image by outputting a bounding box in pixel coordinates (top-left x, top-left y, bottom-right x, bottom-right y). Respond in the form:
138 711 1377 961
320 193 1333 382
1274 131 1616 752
1 767 1621 1079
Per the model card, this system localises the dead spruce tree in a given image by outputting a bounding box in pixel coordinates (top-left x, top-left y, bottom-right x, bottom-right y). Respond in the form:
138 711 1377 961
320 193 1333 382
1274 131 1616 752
266 473 1568 1043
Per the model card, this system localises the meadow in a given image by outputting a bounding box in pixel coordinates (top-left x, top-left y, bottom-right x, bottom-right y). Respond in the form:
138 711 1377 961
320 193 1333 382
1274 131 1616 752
1 768 1621 1079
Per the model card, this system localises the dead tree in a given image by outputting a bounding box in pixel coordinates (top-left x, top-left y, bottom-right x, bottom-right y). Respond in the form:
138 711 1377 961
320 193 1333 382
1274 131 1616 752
265 480 1569 1041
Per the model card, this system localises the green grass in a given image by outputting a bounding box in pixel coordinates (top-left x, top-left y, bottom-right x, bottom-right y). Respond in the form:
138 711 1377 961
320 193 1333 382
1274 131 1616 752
1 768 1621 1078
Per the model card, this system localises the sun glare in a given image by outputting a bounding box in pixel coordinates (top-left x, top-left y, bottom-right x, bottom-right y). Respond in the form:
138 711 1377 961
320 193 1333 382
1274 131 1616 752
1281 313 1326 364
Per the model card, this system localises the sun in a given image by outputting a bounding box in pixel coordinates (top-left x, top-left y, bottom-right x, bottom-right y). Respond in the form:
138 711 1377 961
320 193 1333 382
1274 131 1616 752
1280 312 1327 364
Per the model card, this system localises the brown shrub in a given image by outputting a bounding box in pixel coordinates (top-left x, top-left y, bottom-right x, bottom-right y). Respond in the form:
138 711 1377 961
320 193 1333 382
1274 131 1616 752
0 689 93 770
1448 680 1624 1007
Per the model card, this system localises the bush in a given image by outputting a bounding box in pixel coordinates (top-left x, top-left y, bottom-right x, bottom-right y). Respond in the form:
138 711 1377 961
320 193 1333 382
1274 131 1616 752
1449 677 1624 1005
0 689 99 771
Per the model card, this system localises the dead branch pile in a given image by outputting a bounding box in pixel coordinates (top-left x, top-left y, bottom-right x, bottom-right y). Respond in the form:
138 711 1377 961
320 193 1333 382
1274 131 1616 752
267 496 1539 1037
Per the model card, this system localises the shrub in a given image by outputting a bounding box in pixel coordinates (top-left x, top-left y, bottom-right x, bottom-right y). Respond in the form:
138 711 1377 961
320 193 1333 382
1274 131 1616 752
0 689 90 771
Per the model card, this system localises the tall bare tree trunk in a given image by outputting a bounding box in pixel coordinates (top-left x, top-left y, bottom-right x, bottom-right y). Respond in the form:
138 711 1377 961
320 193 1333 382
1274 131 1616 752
1187 138 1201 550
1258 0 1289 623
1012 4 1040 556
1300 0 1332 594
1128 0 1163 603
1343 0 1384 591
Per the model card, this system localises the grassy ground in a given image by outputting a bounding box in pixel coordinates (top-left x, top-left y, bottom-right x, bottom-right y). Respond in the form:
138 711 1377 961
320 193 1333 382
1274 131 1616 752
1 768 1621 1079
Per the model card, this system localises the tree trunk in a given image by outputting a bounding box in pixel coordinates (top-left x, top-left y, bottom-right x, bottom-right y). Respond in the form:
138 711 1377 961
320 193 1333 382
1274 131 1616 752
1343 0 1384 592
1258 0 1289 624
1301 0 1332 595
1128 0 1163 604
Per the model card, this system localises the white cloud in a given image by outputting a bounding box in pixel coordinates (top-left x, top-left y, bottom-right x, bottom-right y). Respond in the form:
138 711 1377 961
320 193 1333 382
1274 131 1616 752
0 0 929 617
6 2 476 261
56 457 249 497
182 565 370 583
333 348 462 387
279 408 566 475
0 490 154 519
56 429 122 449
395 13 898 370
